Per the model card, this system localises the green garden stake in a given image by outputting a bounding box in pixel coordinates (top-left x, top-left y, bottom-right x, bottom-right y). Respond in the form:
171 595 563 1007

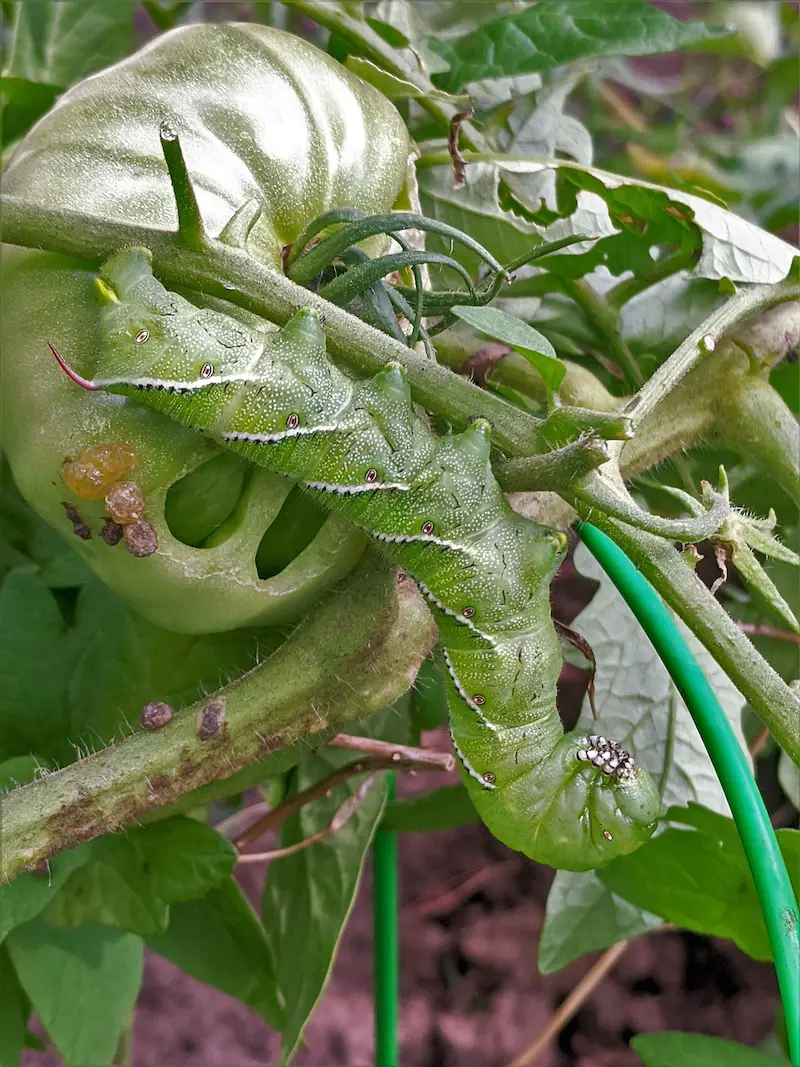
578 521 800 1066
373 773 399 1067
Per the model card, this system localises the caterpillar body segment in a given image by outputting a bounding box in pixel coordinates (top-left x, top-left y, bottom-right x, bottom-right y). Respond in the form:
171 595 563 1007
54 247 660 871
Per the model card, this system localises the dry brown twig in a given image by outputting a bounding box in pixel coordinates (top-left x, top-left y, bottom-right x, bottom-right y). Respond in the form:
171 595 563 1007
233 735 454 853
237 775 378 864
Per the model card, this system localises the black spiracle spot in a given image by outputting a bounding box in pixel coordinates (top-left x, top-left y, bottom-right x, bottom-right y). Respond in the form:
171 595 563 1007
365 468 378 483
421 520 435 535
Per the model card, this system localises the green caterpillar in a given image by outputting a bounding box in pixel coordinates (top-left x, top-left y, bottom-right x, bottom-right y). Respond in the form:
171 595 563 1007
51 247 660 871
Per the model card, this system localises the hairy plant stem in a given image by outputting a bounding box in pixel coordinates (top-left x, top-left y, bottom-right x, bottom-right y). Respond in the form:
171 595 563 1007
0 558 437 881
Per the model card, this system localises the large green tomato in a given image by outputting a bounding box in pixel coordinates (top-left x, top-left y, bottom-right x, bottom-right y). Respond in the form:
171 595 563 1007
1 23 412 633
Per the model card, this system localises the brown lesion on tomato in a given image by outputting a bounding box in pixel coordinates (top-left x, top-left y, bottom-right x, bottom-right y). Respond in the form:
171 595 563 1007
61 502 92 540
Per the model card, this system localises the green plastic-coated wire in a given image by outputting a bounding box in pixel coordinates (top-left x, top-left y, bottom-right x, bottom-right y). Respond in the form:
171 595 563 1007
373 773 399 1067
578 521 800 1065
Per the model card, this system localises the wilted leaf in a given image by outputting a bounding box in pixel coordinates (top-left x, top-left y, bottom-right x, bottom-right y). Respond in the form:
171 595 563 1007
778 751 800 812
418 155 799 284
571 543 750 813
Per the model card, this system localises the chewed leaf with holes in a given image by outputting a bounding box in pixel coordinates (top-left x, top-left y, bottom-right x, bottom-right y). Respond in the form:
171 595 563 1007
50 246 661 872
419 156 799 284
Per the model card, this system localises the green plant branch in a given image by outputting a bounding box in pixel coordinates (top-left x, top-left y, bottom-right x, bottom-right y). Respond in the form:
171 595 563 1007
619 283 799 435
558 276 645 388
0 196 545 457
436 298 800 492
0 557 437 882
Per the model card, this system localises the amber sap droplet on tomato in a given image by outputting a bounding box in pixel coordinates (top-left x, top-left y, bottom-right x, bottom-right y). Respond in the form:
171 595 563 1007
62 442 138 501
105 481 146 525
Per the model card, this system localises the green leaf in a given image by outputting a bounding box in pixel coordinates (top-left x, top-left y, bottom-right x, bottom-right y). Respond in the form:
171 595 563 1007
344 55 470 104
0 76 60 148
451 305 564 389
43 818 236 937
0 846 90 944
0 568 75 753
3 0 135 88
147 877 283 1030
427 0 728 92
418 155 799 286
538 869 662 975
599 821 800 962
263 746 389 1065
0 943 28 1067
631 1031 791 1067
382 783 478 833
0 754 42 790
6 919 142 1067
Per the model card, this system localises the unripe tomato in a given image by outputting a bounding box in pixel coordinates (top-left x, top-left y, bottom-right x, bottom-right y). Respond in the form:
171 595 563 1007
1 23 411 633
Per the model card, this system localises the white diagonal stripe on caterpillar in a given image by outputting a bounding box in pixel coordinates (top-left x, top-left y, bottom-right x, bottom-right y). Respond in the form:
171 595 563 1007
449 726 496 789
441 648 499 730
305 480 411 495
416 580 497 645
224 426 337 444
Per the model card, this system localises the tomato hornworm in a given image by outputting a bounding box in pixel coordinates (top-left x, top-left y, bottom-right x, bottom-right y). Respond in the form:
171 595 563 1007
51 247 661 871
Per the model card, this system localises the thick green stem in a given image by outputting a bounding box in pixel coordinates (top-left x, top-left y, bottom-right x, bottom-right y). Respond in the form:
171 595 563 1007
0 556 437 882
606 248 697 309
159 123 206 252
559 277 645 388
621 283 800 434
